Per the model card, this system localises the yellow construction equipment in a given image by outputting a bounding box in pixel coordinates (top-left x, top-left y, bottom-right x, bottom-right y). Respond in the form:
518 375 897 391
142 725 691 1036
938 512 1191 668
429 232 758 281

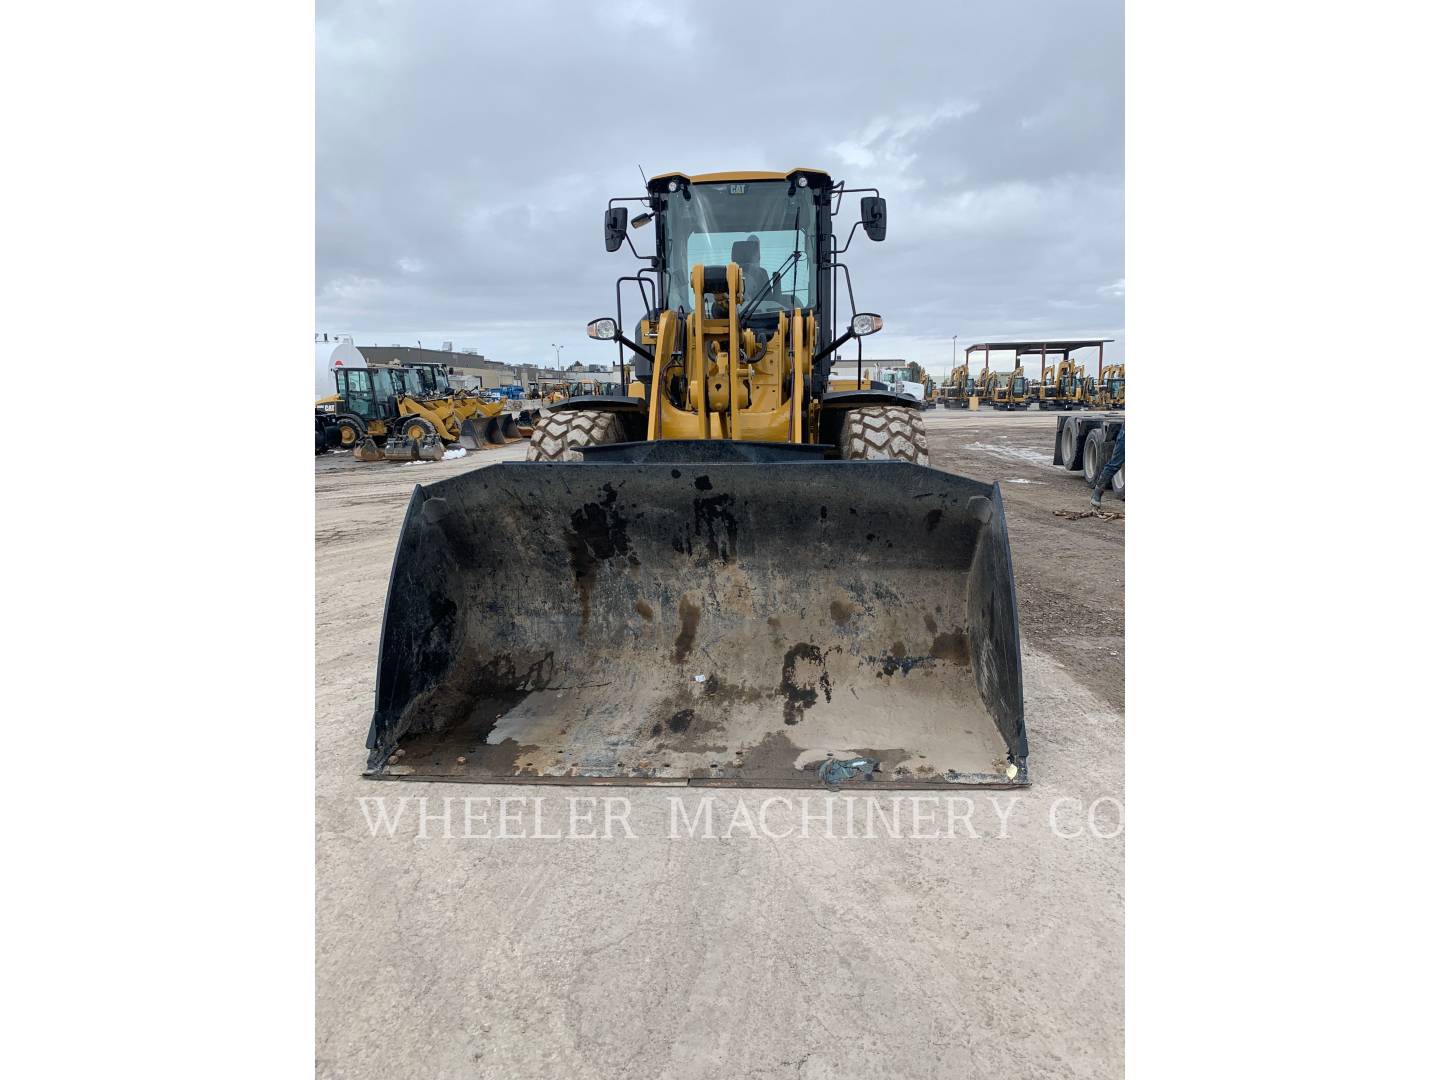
957 341 1113 411
319 365 447 461
317 362 523 460
980 366 1029 411
940 362 975 408
366 168 1026 789
1096 363 1125 408
401 362 521 449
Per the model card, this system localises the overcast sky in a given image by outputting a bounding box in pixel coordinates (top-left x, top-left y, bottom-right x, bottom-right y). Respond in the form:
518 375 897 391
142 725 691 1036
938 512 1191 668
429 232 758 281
317 0 1123 377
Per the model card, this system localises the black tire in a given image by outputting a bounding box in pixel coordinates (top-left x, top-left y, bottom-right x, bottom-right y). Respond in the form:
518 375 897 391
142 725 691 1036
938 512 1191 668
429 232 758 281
526 409 624 461
1082 428 1107 486
335 415 367 450
1112 465 1125 501
839 405 930 465
398 415 438 443
1059 417 1085 470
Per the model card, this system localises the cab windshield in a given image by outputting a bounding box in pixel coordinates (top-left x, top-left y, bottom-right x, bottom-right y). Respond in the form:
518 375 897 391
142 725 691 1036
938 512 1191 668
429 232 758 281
368 368 401 401
660 180 818 315
409 365 451 395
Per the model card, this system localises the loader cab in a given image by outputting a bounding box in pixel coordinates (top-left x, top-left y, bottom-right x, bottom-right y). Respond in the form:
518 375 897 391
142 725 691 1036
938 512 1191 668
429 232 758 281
609 168 884 389
336 367 381 420
648 175 824 326
403 365 452 400
335 367 403 421
410 363 453 397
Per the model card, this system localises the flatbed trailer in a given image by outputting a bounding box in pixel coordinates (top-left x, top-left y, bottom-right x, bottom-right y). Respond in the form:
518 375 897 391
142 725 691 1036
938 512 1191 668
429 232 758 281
1053 412 1125 499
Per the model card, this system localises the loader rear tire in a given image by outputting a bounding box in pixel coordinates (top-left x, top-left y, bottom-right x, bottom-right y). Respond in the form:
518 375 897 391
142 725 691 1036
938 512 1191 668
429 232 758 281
839 406 930 465
335 415 367 449
526 409 624 461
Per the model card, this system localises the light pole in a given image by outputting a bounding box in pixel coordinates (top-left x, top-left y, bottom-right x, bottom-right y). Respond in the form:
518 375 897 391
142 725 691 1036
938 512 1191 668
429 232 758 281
551 343 564 368
952 335 957 369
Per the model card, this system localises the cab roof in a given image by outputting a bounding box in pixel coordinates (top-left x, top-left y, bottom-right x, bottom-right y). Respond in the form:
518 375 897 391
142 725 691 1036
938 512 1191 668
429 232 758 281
648 168 831 188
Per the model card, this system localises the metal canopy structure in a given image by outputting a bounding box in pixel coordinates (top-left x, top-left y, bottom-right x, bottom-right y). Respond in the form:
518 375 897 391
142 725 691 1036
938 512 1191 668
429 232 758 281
963 339 1115 374
965 340 1114 357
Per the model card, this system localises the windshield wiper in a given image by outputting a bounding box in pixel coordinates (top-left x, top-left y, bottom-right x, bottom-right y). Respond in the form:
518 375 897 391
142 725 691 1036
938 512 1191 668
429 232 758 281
738 210 805 325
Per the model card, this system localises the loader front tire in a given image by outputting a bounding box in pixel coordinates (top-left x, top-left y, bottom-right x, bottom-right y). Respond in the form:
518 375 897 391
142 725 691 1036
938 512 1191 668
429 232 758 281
526 409 624 462
398 415 438 444
839 405 930 465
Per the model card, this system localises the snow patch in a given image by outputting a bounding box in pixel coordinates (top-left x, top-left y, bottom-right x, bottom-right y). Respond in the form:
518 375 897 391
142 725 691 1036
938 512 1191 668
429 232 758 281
443 448 467 459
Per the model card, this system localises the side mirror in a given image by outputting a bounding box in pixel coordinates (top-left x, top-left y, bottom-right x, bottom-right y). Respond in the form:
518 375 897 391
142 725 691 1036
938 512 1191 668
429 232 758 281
850 313 884 337
603 208 628 252
860 196 887 242
587 317 618 340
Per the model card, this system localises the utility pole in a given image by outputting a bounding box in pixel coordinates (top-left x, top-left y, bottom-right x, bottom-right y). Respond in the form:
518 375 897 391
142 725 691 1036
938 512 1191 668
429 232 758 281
952 334 957 369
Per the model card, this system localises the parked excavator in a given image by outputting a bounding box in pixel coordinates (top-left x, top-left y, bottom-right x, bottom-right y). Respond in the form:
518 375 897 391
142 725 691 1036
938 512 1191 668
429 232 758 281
1096 363 1125 408
940 362 976 408
365 168 1026 788
984 367 1030 411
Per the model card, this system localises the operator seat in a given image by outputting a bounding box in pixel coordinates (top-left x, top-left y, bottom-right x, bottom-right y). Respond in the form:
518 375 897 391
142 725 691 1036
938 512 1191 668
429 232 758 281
730 236 769 306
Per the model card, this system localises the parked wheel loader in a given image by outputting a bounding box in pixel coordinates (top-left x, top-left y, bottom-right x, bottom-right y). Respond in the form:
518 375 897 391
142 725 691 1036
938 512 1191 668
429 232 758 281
320 365 447 461
407 362 524 448
366 168 1027 788
318 363 522 460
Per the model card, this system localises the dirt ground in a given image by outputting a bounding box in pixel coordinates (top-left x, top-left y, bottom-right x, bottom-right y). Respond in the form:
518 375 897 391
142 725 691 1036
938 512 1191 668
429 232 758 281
315 409 1124 1079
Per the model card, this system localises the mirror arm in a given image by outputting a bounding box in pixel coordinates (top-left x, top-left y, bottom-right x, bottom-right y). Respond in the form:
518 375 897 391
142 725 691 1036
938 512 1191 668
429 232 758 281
836 218 864 255
614 331 654 365
812 327 855 365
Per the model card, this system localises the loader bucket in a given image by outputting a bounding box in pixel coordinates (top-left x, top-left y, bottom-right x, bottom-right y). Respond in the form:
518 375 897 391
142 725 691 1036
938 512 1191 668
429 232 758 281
383 438 418 462
352 438 385 463
365 459 1027 788
414 435 446 461
457 419 487 451
498 414 521 441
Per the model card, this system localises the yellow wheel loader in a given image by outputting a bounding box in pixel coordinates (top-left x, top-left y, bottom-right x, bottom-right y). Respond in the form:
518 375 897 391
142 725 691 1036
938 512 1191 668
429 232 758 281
405 362 523 448
321 366 447 462
366 168 1027 788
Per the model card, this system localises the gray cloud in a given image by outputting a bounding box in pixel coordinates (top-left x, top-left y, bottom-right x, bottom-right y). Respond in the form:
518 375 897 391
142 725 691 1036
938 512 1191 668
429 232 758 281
317 0 1123 375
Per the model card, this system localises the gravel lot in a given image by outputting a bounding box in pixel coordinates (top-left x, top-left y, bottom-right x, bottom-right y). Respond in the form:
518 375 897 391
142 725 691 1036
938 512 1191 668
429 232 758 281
316 409 1124 1079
